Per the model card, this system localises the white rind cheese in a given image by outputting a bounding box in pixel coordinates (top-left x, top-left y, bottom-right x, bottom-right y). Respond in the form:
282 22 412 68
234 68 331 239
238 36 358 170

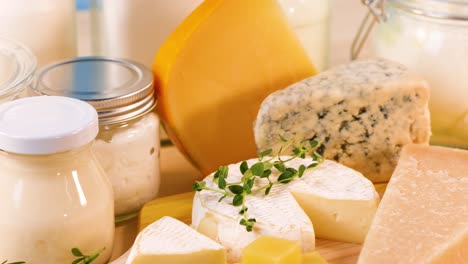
192 158 379 263
192 165 315 264
254 59 431 182
289 159 380 243
126 216 227 264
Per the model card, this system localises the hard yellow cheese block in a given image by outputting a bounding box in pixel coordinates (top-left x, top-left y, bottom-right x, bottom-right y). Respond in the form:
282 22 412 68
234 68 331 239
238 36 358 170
153 0 316 174
241 236 302 264
358 144 468 264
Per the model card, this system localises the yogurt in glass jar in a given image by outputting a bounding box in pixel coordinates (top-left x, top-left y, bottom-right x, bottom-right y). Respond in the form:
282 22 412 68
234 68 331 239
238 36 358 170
0 96 114 263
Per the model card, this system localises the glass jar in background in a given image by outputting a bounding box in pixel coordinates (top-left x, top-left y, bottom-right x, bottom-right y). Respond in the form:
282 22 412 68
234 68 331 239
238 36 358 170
0 96 114 264
0 37 36 104
0 0 77 66
90 0 203 69
358 0 468 148
278 0 331 71
90 0 202 144
32 57 160 221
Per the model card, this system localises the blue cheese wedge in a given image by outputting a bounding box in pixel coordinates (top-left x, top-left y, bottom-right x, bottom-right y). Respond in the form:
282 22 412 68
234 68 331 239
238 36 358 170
254 59 431 182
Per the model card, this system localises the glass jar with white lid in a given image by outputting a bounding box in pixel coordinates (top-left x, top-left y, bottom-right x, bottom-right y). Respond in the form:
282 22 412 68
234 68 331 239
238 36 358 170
0 96 114 264
0 37 36 104
32 57 160 221
356 0 468 148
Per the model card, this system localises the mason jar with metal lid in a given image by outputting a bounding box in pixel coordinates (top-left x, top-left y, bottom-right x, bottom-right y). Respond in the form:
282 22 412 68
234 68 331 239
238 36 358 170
353 0 468 149
0 37 36 104
32 57 160 221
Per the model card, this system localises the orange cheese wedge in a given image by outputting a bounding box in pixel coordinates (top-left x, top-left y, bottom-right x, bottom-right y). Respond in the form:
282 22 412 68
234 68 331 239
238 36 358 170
153 0 316 174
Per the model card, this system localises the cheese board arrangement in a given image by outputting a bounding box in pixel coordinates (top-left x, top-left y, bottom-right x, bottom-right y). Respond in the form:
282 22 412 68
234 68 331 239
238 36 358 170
0 0 467 263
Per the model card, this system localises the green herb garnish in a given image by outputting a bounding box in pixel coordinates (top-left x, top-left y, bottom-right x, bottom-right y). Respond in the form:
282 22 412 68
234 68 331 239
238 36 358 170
193 137 325 232
2 261 25 264
71 247 105 264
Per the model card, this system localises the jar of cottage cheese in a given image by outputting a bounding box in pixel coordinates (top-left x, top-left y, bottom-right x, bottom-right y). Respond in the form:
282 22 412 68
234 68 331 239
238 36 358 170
0 96 114 264
357 0 468 148
32 57 160 221
0 37 36 104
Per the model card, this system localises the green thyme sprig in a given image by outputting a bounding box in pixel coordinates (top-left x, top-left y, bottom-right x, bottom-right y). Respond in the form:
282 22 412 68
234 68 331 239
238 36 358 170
1 261 25 264
71 247 105 264
193 137 325 232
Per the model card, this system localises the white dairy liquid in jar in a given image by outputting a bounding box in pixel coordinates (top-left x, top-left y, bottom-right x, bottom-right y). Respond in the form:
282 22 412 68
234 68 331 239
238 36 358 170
0 37 36 104
373 0 468 148
0 96 114 263
32 57 160 221
278 0 331 71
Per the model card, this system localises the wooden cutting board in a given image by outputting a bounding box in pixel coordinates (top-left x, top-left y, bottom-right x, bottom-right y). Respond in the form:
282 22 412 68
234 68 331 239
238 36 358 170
137 183 387 264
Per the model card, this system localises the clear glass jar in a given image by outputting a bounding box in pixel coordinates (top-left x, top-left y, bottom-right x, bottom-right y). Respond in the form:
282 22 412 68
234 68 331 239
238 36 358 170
0 0 77 66
370 0 468 148
0 37 36 104
0 96 114 264
90 0 203 69
32 57 160 221
278 0 331 71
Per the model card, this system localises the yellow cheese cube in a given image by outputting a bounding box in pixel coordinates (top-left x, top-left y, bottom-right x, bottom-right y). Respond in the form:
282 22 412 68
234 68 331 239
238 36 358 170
302 252 328 264
241 236 302 264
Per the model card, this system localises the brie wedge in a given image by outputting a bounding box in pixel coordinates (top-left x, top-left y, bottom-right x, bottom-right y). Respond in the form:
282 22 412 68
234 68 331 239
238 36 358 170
126 216 227 264
192 158 379 263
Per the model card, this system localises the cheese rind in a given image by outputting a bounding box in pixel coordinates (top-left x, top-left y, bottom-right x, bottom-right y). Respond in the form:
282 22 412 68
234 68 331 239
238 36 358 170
254 59 431 182
192 158 379 262
126 216 227 264
289 159 379 243
153 0 316 174
192 166 316 263
358 144 468 264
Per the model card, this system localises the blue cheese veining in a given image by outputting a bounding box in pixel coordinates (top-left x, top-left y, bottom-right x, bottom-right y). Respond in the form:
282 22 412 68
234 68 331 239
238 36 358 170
254 59 431 182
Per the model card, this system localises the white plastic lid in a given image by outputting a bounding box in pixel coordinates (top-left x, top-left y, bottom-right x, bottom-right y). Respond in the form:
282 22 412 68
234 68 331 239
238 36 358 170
0 96 98 155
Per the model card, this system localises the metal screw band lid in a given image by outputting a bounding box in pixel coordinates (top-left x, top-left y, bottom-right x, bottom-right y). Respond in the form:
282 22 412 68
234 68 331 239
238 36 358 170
32 56 156 125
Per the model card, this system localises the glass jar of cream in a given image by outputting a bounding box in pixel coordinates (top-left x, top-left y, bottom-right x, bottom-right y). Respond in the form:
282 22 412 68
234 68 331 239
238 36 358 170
278 0 331 71
0 96 114 263
32 57 160 221
356 0 468 148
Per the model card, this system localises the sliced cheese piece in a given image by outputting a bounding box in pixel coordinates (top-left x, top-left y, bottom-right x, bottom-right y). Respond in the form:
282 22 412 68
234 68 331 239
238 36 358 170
192 158 379 262
126 216 227 264
358 144 468 264
254 59 431 182
289 160 380 243
241 236 302 264
153 0 316 175
302 252 328 264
